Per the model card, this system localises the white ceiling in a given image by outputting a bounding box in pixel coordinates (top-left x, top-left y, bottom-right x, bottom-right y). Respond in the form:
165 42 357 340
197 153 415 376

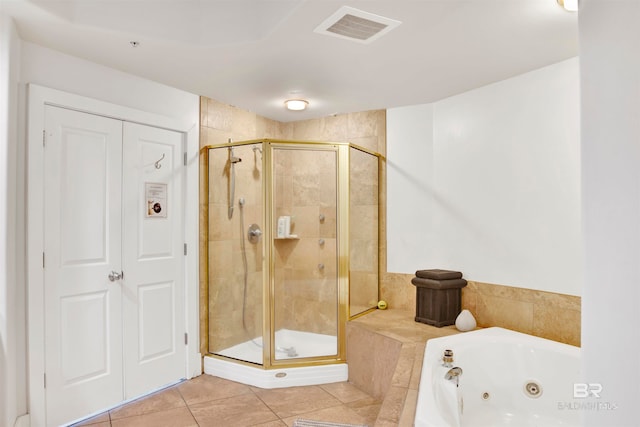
1 0 578 122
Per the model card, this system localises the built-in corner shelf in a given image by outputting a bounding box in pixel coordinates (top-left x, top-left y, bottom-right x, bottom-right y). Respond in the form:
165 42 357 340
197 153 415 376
274 235 300 240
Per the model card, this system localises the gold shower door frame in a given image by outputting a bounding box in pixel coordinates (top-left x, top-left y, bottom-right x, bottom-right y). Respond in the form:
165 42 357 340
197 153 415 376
201 139 380 370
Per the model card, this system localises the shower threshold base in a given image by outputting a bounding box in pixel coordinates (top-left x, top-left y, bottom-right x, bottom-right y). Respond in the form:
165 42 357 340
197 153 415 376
204 356 348 389
204 329 347 388
216 329 337 364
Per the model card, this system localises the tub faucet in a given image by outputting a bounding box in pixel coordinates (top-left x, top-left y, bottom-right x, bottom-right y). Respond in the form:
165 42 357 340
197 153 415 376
442 349 454 367
445 367 463 387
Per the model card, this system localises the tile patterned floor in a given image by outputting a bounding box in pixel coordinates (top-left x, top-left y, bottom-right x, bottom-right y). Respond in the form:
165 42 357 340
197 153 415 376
73 375 381 427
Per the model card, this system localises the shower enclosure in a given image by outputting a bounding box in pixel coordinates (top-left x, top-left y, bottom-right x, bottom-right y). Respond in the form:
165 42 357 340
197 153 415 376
201 139 380 386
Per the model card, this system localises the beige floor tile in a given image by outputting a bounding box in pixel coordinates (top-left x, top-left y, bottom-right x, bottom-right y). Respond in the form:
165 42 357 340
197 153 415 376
74 422 110 427
346 397 383 425
254 385 342 419
319 382 371 403
189 393 279 427
177 374 253 405
72 411 110 426
281 404 369 426
250 420 288 427
110 407 197 427
374 419 400 427
76 310 466 427
376 386 408 423
110 387 186 420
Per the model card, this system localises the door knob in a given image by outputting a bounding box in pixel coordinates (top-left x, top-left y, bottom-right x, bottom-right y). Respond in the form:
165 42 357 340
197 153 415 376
108 270 124 282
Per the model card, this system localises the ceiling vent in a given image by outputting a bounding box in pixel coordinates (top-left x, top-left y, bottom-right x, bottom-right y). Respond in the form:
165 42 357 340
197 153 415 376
314 6 401 44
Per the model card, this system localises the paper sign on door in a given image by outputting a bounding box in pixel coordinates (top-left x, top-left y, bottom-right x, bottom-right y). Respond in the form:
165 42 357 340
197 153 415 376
146 182 168 218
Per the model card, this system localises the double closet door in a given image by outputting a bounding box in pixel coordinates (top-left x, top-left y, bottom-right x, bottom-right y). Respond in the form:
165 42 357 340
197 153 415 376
43 105 186 426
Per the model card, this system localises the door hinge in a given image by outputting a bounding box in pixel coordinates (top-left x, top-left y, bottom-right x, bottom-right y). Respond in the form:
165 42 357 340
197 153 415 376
184 333 188 345
44 373 46 388
184 243 187 256
42 252 45 268
42 130 46 147
183 152 187 166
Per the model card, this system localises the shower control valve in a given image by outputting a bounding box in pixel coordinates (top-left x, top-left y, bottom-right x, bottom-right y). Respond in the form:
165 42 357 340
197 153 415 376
248 224 262 244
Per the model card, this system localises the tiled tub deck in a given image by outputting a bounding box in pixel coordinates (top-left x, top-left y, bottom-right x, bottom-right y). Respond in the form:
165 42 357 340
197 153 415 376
347 309 460 426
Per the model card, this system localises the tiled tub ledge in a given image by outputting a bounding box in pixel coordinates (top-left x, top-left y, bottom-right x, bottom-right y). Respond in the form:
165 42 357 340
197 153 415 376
346 309 460 426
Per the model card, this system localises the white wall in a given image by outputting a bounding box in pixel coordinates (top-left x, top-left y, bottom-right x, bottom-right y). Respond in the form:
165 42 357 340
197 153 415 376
386 103 434 272
21 42 198 124
387 58 581 296
0 14 24 427
580 1 640 425
10 41 201 425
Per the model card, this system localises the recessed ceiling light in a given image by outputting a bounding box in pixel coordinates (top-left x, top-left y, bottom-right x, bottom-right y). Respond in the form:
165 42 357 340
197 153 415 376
130 41 140 47
285 99 308 111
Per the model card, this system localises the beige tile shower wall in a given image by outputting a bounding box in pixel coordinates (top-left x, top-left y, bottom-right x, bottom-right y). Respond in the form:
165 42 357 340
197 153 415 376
200 97 289 146
284 111 386 320
273 148 338 336
380 274 581 346
200 95 386 352
276 111 386 333
284 110 386 155
200 97 285 355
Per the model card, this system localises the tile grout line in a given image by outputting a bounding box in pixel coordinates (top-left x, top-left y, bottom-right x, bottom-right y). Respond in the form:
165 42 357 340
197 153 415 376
248 384 286 425
176 384 202 426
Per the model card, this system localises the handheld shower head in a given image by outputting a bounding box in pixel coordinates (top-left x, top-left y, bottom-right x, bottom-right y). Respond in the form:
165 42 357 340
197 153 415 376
228 146 241 219
228 146 242 164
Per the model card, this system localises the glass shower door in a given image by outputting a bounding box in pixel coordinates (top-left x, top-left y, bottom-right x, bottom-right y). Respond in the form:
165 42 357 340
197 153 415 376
207 143 264 365
271 145 339 361
349 146 379 316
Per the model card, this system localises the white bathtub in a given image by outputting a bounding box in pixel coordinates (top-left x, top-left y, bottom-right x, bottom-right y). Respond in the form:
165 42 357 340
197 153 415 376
415 327 581 427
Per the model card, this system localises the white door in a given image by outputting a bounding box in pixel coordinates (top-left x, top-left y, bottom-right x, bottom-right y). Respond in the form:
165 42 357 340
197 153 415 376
44 106 124 426
122 122 185 398
43 107 186 426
